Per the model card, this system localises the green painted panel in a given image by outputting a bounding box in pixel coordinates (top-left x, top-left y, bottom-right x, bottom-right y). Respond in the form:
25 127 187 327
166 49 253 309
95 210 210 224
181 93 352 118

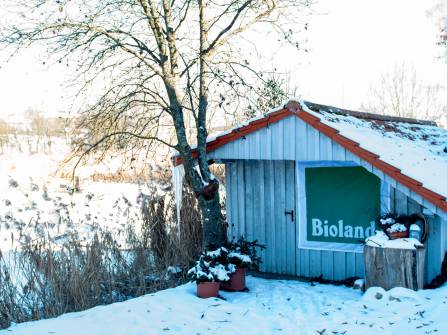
305 166 380 244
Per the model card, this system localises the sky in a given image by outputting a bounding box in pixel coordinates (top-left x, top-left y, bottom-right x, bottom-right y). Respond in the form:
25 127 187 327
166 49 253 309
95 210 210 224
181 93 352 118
0 0 445 121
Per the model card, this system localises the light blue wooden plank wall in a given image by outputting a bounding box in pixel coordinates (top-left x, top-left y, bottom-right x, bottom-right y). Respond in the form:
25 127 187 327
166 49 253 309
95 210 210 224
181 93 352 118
227 160 296 274
219 115 447 282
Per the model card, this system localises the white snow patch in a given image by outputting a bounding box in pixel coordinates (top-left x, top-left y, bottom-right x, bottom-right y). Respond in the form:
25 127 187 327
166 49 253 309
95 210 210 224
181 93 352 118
3 276 447 335
387 223 407 233
365 231 423 249
228 251 252 264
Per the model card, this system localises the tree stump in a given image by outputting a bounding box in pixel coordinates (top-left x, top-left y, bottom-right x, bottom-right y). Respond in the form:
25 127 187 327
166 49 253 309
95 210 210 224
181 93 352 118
364 245 425 291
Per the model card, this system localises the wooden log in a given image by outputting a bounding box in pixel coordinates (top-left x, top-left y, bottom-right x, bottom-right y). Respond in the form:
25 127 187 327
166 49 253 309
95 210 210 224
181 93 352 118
364 245 425 291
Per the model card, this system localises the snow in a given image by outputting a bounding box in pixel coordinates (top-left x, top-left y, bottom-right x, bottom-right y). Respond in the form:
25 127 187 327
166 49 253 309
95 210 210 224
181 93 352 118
0 177 152 251
206 247 228 258
380 218 395 225
353 278 365 290
3 276 447 335
0 137 166 251
387 223 407 233
228 251 252 264
209 264 231 282
365 231 423 249
300 101 447 199
193 165 209 186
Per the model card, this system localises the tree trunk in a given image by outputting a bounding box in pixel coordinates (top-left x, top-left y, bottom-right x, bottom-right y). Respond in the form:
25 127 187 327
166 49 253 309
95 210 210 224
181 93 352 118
198 184 226 249
364 245 425 291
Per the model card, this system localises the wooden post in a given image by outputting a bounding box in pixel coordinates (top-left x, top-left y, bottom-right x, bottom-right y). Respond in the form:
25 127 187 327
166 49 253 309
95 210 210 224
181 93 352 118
364 245 425 291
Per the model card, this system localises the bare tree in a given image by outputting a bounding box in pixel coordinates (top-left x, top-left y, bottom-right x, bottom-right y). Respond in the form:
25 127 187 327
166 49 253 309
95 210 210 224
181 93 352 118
432 1 447 58
1 0 311 248
362 64 447 123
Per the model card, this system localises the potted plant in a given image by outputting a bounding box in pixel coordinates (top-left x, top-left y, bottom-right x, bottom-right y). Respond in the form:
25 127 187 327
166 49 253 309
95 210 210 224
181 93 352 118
386 222 408 240
221 237 265 291
376 213 427 240
187 248 234 298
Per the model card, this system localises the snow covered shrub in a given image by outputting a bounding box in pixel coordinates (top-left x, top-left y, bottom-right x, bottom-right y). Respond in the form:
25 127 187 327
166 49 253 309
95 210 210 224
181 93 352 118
227 251 252 269
187 248 235 284
187 238 265 285
226 237 265 271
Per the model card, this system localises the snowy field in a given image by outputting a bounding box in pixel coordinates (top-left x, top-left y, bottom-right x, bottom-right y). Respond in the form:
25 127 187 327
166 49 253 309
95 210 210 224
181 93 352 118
1 276 446 335
0 136 167 251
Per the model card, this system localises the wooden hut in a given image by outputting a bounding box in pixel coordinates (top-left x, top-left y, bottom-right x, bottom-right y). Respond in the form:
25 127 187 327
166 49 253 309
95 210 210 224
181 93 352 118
173 100 447 284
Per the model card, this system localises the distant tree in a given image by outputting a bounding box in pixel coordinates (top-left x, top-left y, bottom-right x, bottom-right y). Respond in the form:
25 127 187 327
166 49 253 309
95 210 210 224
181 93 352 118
0 119 14 153
434 1 447 58
440 18 447 52
362 64 447 123
24 109 68 152
0 119 13 136
1 0 312 248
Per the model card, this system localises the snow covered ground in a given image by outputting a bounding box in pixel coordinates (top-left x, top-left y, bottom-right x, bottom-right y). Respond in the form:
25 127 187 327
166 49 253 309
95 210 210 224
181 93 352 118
2 276 446 335
0 136 169 251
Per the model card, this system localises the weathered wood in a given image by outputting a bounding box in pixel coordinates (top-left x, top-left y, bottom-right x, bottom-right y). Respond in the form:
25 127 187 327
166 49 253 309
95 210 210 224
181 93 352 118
364 245 425 290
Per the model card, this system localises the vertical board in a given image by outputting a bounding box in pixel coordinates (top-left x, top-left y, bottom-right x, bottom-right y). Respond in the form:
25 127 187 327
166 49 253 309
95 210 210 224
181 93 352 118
285 160 296 275
394 187 408 214
226 162 234 240
425 215 442 284
258 161 267 270
274 161 286 273
244 162 254 241
265 160 275 272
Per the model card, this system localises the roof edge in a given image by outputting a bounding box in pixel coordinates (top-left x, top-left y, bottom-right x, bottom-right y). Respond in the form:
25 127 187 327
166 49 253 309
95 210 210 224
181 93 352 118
303 100 438 126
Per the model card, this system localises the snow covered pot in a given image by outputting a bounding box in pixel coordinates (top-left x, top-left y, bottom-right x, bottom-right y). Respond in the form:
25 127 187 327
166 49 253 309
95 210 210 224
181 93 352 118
187 248 235 298
220 252 252 291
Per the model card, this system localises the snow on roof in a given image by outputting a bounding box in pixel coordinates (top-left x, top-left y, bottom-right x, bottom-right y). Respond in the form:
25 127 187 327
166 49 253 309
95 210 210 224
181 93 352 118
301 101 447 199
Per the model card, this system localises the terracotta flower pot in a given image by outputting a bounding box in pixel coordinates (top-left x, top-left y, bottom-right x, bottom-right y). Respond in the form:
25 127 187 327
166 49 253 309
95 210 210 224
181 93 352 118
387 230 409 240
220 268 246 291
197 281 220 298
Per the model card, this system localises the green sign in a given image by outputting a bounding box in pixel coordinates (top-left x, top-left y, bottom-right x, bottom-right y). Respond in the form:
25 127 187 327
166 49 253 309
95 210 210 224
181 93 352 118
305 166 380 244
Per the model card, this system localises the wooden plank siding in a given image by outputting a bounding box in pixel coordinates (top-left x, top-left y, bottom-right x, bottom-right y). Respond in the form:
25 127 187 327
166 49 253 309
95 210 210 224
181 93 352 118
216 115 447 282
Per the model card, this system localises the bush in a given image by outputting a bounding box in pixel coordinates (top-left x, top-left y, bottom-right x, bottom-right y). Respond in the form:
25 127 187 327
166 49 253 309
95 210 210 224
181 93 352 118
187 247 235 284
